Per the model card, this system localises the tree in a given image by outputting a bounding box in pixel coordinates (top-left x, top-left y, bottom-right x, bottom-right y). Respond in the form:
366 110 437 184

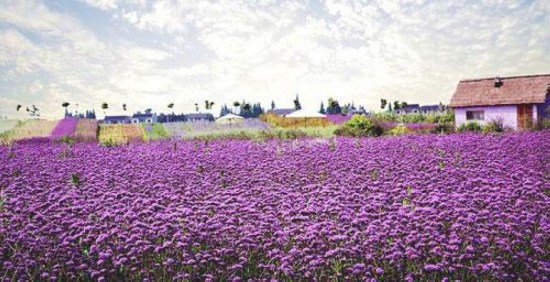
380 99 387 110
167 103 174 122
271 100 276 110
293 94 302 110
252 103 264 117
62 102 70 117
195 103 199 112
342 104 350 115
241 103 252 118
16 105 21 111
233 101 240 114
319 102 326 114
101 102 108 115
145 108 152 114
393 101 401 110
204 100 215 110
219 104 232 117
122 104 127 111
327 98 341 114
388 103 393 112
401 101 408 109
27 105 40 117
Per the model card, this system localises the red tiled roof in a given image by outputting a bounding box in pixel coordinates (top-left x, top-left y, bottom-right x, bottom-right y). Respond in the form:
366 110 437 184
450 74 550 107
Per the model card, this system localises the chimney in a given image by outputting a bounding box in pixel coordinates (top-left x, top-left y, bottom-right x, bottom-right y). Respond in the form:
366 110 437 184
494 76 503 88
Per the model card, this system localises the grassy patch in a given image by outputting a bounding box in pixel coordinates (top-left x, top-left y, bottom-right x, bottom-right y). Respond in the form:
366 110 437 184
142 123 170 140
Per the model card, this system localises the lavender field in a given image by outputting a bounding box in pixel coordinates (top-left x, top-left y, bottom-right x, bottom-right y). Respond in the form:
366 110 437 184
0 132 549 280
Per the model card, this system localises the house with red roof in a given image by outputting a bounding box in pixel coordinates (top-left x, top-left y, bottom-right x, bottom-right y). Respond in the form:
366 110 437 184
450 74 550 129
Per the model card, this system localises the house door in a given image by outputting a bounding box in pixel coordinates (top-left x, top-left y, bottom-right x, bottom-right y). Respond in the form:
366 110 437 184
517 104 533 129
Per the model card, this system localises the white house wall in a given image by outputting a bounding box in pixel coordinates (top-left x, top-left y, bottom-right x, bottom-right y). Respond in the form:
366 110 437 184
455 105 518 128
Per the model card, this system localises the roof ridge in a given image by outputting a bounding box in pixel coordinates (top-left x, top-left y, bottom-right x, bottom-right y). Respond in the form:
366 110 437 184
460 73 550 82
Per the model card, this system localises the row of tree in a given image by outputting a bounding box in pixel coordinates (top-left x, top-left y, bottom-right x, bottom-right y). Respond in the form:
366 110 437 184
16 104 40 117
220 101 265 118
318 98 366 115
380 99 409 112
16 95 443 120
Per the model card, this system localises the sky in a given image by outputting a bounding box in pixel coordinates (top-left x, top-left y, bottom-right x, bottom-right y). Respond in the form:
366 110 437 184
0 0 549 119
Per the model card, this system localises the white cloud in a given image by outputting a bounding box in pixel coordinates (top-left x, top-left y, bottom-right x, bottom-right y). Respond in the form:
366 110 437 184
78 0 119 10
0 0 549 118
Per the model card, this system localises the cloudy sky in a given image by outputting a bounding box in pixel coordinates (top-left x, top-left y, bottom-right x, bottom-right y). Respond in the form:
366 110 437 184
0 0 549 119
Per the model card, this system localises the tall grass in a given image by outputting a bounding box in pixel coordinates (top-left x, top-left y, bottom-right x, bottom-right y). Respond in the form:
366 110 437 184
142 123 170 140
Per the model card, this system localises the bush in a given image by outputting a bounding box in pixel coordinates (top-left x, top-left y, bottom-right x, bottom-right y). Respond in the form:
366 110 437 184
435 122 455 134
372 110 455 124
389 124 408 136
260 113 333 128
534 118 550 130
482 118 505 133
458 121 482 132
334 115 384 137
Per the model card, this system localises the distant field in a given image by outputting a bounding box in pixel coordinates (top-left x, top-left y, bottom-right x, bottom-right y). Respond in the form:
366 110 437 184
142 123 170 140
163 119 337 140
74 119 98 142
0 119 57 143
0 120 21 133
98 124 145 144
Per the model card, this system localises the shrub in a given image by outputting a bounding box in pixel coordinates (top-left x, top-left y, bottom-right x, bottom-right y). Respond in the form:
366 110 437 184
482 118 505 133
458 121 482 132
435 122 455 134
260 113 332 128
334 115 384 137
534 118 550 130
389 124 408 136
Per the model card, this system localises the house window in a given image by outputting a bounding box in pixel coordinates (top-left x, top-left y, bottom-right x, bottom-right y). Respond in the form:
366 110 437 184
466 110 484 120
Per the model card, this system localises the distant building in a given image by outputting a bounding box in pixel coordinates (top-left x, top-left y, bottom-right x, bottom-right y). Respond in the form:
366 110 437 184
450 74 550 129
395 104 420 114
347 109 368 116
418 105 442 113
185 113 215 122
131 113 156 124
267 108 295 117
157 113 186 123
102 115 130 124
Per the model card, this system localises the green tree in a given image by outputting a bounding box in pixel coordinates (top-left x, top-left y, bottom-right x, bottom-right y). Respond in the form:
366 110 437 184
380 99 387 110
233 101 241 114
62 102 70 117
393 101 401 110
101 102 108 115
293 94 302 110
319 102 326 114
